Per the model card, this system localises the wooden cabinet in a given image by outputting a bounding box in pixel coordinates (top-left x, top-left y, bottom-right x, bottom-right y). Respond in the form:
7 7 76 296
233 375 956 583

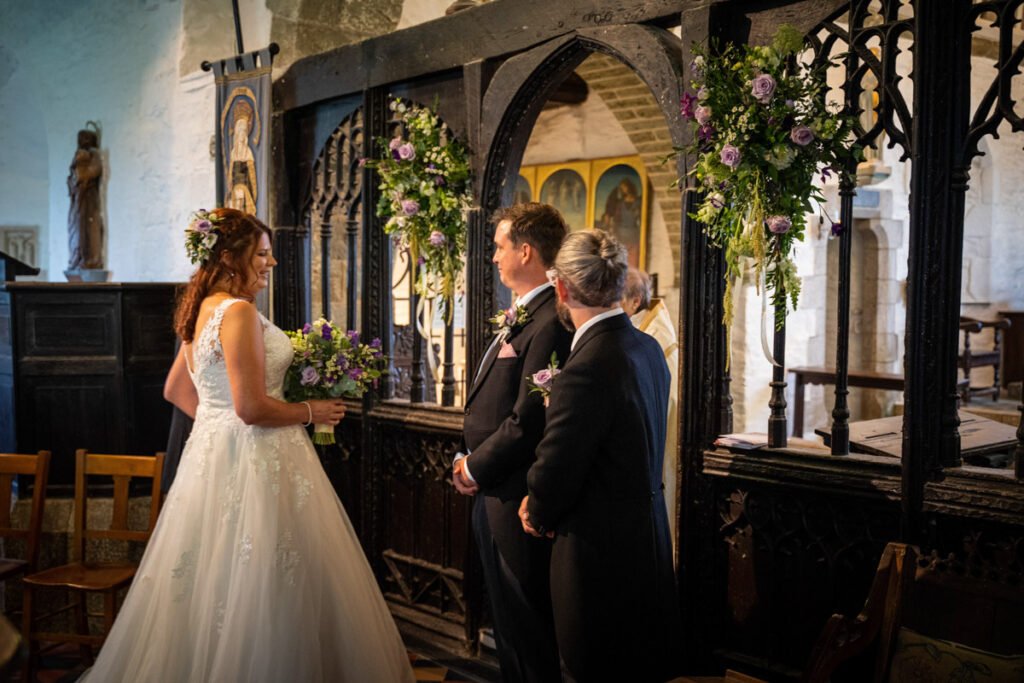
0 283 178 493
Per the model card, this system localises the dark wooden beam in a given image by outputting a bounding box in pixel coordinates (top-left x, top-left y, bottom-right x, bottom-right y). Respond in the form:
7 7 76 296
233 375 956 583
275 0 693 111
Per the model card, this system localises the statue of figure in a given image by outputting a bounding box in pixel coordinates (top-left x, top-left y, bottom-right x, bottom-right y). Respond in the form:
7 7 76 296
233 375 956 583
67 123 104 271
227 100 257 215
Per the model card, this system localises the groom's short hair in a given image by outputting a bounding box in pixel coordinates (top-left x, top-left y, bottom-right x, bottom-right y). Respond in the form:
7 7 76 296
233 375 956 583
555 230 628 307
491 202 567 268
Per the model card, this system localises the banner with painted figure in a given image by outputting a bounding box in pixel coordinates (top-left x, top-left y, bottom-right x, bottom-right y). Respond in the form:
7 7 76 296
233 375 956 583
213 47 273 221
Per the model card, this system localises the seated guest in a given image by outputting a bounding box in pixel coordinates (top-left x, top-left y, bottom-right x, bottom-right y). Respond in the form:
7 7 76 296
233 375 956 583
520 231 682 682
622 268 680 558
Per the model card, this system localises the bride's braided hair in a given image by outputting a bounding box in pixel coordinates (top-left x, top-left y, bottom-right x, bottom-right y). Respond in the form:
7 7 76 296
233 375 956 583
173 208 271 343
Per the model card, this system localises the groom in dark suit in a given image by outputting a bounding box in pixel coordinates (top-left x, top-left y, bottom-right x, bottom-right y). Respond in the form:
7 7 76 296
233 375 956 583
520 229 682 682
453 203 571 683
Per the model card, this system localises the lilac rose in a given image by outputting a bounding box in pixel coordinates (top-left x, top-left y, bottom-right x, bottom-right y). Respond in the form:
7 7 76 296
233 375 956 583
532 368 553 388
751 73 776 104
401 199 420 216
790 125 815 146
429 230 446 247
397 143 416 160
694 105 712 126
720 144 742 169
767 215 792 234
195 219 212 233
300 366 320 386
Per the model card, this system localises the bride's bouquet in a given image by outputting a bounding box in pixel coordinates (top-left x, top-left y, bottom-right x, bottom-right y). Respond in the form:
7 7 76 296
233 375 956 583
284 318 384 444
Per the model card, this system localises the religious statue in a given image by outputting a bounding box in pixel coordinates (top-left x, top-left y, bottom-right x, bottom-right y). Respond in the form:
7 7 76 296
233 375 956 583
227 100 257 214
67 122 104 272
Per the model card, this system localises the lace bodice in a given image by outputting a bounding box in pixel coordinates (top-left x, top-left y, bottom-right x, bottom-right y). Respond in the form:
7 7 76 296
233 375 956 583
187 298 294 411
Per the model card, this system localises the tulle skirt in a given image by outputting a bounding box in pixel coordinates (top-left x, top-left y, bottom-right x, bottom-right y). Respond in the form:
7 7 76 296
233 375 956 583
81 409 414 683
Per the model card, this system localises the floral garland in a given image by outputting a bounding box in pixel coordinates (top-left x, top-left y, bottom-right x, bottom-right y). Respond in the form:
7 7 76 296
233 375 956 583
679 25 861 335
368 99 473 316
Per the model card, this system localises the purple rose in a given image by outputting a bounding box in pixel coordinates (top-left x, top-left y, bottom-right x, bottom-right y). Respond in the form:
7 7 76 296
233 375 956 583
680 91 697 120
388 137 402 151
321 323 332 340
302 322 312 334
429 230 446 247
720 144 741 169
790 125 815 146
751 73 776 104
300 366 320 386
767 215 792 234
397 143 416 160
401 199 420 216
694 105 712 126
532 368 553 388
195 219 212 233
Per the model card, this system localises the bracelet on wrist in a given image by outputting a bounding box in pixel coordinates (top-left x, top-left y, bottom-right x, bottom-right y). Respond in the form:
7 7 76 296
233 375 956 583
301 400 313 427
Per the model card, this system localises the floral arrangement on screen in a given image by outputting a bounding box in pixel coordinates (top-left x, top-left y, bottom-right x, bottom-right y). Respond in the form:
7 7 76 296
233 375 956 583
679 25 861 333
368 98 473 317
284 318 384 445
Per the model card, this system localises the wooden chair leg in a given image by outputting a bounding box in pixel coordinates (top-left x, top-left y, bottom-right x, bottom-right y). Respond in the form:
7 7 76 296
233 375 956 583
75 592 92 663
21 585 34 683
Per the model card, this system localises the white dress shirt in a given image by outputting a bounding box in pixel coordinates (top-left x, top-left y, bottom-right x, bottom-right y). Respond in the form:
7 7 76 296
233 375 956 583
571 307 624 351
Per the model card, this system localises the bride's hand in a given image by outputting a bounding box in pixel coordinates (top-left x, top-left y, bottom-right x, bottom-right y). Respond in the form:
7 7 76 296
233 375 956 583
307 399 346 426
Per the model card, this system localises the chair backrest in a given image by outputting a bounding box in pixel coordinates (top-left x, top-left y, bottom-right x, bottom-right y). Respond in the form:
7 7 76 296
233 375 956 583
803 541 1024 682
0 451 51 570
73 449 164 563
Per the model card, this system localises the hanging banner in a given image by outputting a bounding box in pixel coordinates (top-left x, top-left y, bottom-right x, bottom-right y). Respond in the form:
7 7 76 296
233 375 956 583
212 47 273 222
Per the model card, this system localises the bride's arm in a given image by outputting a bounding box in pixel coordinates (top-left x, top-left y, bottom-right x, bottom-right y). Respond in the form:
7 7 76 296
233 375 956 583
164 346 198 418
220 301 346 427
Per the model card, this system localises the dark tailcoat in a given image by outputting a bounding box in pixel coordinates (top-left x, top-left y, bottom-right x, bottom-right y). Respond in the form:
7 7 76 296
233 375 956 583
462 285 571 683
527 312 681 682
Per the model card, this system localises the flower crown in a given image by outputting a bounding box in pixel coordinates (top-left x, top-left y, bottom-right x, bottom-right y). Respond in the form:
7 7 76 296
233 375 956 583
184 209 222 265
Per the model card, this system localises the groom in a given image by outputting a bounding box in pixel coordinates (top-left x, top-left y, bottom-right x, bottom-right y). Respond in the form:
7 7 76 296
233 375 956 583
520 230 682 682
452 202 570 683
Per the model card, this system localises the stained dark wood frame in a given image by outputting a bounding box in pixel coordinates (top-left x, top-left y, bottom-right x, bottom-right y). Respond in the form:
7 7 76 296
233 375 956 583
270 0 1024 676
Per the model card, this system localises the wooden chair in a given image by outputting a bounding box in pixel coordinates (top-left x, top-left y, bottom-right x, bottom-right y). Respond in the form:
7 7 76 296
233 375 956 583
802 542 1024 682
21 449 163 677
959 316 1012 403
0 451 51 585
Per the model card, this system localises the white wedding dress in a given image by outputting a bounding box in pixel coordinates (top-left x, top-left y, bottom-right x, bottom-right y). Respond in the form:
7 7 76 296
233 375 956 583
82 298 414 683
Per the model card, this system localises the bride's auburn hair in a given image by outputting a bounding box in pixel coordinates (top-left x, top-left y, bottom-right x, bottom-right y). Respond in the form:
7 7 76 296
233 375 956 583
174 208 272 343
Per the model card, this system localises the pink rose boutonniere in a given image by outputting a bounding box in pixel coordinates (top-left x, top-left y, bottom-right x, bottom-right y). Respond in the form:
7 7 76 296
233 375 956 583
489 304 530 339
527 352 561 407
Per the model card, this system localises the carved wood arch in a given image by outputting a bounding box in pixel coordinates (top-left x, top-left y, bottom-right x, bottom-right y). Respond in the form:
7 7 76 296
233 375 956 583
471 24 686 366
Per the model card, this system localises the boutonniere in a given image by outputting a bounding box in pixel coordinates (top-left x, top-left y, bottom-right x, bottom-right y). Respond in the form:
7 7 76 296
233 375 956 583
490 304 530 338
527 352 561 407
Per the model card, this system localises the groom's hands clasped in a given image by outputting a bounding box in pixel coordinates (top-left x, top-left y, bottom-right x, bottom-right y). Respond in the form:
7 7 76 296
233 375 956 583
518 496 553 538
451 458 479 495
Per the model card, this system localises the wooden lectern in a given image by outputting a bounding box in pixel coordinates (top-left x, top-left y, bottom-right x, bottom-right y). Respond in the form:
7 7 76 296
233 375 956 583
0 250 40 281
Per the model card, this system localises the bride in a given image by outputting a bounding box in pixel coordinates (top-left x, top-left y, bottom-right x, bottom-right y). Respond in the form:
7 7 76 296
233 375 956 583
81 208 414 682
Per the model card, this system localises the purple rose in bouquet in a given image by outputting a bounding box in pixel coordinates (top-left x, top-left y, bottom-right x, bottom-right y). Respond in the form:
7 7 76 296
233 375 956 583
790 125 815 146
397 143 416 161
720 144 742 169
767 215 792 234
300 366 320 386
751 73 776 104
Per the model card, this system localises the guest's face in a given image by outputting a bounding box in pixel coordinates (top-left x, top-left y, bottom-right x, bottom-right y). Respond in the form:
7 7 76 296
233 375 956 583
492 220 524 292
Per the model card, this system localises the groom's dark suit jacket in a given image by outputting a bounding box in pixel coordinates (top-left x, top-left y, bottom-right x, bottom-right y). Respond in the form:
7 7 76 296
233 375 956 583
462 286 572 589
527 312 681 682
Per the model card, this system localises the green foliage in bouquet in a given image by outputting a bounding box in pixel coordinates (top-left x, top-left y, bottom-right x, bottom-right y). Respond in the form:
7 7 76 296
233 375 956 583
679 25 862 334
368 99 473 317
